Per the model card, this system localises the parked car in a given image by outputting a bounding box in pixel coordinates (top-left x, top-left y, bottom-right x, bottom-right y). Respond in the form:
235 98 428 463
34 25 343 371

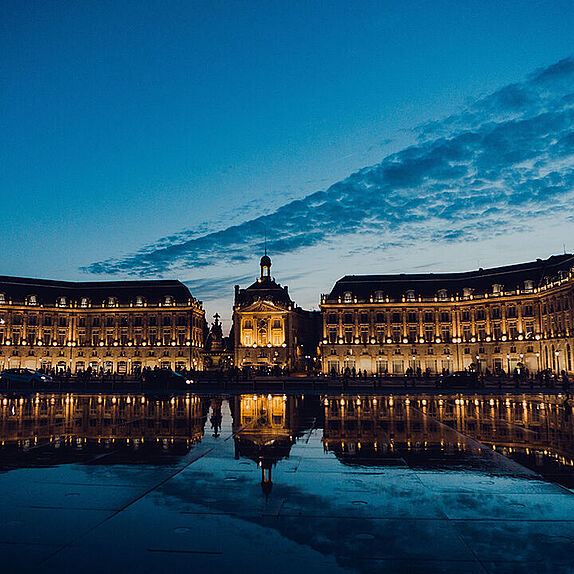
142 369 194 388
437 371 479 388
0 368 53 385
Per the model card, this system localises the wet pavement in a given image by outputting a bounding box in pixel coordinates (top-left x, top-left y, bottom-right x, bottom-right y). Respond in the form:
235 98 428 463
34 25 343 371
0 392 573 573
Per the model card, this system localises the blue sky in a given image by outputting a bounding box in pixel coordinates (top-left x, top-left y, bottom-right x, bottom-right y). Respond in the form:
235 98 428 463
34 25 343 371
2 1 574 327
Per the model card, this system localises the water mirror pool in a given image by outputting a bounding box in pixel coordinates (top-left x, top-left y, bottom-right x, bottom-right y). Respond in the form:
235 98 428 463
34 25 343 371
1 392 573 573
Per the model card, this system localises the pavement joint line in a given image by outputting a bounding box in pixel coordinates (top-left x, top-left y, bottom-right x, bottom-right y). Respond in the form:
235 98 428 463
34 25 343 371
147 548 223 555
36 411 269 566
440 397 539 435
405 406 499 574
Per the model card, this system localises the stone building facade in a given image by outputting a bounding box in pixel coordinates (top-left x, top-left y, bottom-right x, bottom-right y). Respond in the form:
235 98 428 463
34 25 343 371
233 254 320 373
320 254 574 376
0 276 205 374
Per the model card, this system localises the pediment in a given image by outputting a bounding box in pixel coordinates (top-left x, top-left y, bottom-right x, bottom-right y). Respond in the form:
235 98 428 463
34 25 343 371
239 300 285 313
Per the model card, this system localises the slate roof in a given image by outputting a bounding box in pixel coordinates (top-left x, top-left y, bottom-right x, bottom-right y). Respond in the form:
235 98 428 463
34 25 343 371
325 254 574 302
235 277 293 307
0 276 193 306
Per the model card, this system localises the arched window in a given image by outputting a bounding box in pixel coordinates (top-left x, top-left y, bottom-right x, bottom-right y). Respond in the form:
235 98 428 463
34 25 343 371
0 293 5 304
406 290 415 301
27 294 38 306
374 291 384 302
164 295 174 306
135 296 145 307
437 289 448 301
462 287 473 298
80 297 89 308
106 296 117 307
524 279 534 291
492 284 503 294
343 291 353 303
57 296 67 307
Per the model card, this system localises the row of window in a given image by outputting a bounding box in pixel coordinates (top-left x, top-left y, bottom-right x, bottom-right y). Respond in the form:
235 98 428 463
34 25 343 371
325 323 542 344
243 319 283 329
326 306 538 325
0 294 181 307
0 329 200 347
1 314 194 327
340 281 540 304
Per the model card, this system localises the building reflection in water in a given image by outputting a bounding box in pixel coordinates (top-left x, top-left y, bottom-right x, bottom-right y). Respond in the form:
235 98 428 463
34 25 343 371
1 392 573 488
0 393 208 468
232 394 297 495
231 394 323 493
322 394 574 487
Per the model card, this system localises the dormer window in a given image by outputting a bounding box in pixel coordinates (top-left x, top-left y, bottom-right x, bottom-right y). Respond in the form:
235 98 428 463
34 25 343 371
437 289 448 301
406 290 416 302
106 296 117 307
27 295 38 306
0 293 5 304
164 295 174 306
462 287 473 298
492 284 503 295
343 292 353 303
374 290 384 302
80 297 89 308
524 279 534 291
57 297 67 307
135 296 145 307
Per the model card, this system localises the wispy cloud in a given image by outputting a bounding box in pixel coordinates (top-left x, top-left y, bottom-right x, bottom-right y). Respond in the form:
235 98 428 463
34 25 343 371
84 57 574 278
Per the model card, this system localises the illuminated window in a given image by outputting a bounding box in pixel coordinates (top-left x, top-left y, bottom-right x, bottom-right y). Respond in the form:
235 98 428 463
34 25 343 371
27 294 38 306
80 297 89 308
106 297 117 307
437 289 448 301
406 290 415 301
374 291 384 302
343 292 353 303
135 296 145 306
0 293 5 304
164 295 174 306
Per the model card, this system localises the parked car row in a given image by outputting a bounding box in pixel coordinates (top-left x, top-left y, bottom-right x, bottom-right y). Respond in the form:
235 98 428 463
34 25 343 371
0 368 53 385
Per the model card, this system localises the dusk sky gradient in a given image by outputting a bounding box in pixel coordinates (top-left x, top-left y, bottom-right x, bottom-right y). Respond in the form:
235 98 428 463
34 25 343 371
2 1 574 328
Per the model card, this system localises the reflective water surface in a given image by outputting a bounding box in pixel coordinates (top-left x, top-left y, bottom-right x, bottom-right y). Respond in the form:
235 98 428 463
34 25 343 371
1 392 574 573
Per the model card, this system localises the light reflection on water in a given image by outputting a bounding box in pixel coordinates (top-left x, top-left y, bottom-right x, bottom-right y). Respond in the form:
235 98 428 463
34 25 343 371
1 392 573 487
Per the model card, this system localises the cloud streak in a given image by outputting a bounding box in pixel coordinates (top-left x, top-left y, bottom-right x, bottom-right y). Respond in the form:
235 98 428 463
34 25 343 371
85 58 574 277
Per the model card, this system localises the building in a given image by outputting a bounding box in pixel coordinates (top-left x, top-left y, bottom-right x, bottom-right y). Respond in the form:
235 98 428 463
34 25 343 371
320 254 574 376
233 254 320 373
0 276 205 374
